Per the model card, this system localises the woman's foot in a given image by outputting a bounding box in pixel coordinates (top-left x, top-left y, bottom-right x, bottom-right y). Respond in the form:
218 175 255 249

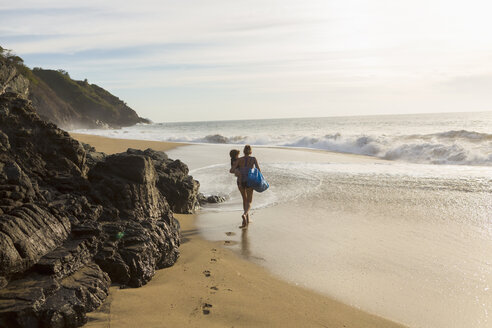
246 213 252 224
240 214 248 228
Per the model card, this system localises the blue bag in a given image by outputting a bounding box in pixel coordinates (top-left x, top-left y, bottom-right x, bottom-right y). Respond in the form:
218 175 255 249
247 168 269 192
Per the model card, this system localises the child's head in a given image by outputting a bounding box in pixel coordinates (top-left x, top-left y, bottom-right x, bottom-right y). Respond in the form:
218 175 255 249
229 149 240 160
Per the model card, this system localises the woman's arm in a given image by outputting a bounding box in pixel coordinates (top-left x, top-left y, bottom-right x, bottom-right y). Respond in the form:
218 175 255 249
255 158 261 172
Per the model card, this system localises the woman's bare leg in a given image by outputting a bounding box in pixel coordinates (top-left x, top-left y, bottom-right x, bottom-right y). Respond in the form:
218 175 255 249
238 186 248 227
245 188 254 224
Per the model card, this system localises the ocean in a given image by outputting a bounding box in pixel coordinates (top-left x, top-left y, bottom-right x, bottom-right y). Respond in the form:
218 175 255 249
74 111 492 327
74 111 492 166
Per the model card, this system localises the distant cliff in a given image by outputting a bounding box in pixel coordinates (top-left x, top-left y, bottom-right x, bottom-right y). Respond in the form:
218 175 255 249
0 46 150 129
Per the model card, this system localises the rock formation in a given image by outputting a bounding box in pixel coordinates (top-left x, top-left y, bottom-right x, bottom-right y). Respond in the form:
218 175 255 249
124 148 200 214
198 193 227 205
30 69 151 129
0 47 150 129
0 92 199 327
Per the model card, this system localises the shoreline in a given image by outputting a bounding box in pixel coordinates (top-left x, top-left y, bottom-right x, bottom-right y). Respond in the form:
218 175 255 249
71 132 383 162
70 133 188 154
74 133 405 328
86 213 404 328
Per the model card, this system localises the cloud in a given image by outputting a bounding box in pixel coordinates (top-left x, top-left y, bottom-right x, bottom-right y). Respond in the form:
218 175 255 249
2 0 492 121
440 74 492 93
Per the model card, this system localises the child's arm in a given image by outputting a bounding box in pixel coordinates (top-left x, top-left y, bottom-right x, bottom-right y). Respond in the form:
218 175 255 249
230 159 239 174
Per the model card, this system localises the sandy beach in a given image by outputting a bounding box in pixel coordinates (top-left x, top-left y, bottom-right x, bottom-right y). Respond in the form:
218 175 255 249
73 133 404 328
71 133 186 154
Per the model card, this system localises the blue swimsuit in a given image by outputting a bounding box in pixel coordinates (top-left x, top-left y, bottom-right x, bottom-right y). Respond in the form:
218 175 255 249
238 156 256 188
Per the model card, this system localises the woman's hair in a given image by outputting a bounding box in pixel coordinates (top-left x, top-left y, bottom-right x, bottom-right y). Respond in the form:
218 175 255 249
229 149 240 159
230 149 240 167
243 145 252 156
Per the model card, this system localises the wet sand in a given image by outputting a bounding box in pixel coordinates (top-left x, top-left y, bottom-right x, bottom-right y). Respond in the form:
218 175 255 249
73 134 404 328
85 214 404 328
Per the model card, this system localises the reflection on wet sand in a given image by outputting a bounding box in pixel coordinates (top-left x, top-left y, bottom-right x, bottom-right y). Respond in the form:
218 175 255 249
241 228 250 259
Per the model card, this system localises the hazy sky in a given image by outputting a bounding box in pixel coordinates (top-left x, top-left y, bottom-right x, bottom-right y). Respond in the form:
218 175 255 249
1 0 492 122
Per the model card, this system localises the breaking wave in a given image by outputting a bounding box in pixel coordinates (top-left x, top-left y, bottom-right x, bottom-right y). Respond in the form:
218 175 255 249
282 130 492 166
178 130 492 166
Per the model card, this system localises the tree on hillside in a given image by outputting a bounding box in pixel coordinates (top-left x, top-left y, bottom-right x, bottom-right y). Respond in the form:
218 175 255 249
0 47 25 67
57 69 70 77
7 55 24 65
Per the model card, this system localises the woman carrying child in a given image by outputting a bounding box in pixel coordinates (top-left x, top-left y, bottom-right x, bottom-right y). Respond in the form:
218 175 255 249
229 145 260 228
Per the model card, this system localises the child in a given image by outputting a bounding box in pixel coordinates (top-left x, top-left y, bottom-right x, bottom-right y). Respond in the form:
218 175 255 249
229 149 240 177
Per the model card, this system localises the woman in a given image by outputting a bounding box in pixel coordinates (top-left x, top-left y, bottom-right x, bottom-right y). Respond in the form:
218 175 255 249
230 145 260 228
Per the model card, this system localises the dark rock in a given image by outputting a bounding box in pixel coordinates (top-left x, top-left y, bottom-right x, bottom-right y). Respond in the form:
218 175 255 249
95 217 180 287
2 161 35 200
198 193 227 205
0 204 70 277
34 237 98 279
126 148 200 214
88 152 180 286
83 143 106 169
0 131 10 151
0 262 109 328
206 195 226 203
197 193 207 204
0 90 196 326
89 154 164 220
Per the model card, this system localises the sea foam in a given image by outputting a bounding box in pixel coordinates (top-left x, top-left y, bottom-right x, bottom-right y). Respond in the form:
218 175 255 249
170 130 492 166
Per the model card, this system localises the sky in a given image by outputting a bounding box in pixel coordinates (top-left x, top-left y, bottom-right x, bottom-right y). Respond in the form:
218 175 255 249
1 0 492 122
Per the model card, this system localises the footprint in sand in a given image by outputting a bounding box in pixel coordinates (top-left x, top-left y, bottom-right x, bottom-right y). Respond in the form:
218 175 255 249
225 232 236 236
202 303 213 315
203 270 211 277
210 286 219 291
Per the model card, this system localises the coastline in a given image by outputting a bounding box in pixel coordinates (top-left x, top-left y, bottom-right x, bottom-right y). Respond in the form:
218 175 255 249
74 133 405 328
70 133 187 153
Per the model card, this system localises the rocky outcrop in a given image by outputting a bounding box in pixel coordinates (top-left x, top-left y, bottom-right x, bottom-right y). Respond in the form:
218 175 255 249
0 92 199 327
0 47 150 129
0 263 109 328
126 148 200 214
0 204 71 277
29 69 151 129
88 152 181 286
0 63 29 98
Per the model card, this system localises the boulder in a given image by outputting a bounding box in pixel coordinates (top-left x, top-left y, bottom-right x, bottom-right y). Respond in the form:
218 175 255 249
126 148 200 214
198 193 227 205
88 152 180 286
